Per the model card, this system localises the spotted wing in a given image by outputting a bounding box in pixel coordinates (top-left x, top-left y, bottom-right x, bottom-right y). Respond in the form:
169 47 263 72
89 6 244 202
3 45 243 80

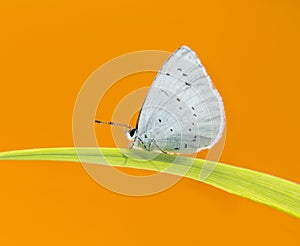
135 45 225 153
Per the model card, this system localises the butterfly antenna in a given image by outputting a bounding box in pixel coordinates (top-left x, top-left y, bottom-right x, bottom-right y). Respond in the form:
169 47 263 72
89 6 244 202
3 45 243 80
95 120 131 129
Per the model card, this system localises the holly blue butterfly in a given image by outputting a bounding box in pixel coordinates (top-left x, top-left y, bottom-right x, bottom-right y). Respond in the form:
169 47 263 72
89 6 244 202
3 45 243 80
96 46 225 154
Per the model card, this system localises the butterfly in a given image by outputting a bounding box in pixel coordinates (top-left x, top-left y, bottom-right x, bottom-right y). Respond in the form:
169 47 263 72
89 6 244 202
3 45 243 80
96 46 225 154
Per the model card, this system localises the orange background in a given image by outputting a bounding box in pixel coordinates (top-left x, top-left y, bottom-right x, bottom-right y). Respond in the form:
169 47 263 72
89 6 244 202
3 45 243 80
0 0 300 245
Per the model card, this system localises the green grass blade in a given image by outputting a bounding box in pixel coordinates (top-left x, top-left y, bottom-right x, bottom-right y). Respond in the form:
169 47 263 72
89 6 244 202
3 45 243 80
0 147 299 219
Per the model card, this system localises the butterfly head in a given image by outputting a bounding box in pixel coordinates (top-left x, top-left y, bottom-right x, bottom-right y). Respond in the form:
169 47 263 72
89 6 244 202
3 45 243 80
125 128 137 141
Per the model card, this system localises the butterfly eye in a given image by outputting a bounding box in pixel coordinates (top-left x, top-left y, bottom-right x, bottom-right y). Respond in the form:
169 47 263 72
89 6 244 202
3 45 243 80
129 128 136 137
125 128 137 141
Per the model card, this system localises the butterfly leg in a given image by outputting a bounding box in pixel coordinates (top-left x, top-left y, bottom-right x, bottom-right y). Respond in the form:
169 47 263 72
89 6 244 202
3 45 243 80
136 136 151 151
127 142 134 149
151 139 168 154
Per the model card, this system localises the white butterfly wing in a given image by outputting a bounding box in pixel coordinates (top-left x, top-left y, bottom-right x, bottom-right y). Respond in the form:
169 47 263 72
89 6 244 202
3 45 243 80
135 46 225 153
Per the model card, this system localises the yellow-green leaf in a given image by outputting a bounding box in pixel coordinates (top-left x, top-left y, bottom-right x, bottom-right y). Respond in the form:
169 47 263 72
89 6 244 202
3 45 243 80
0 147 299 219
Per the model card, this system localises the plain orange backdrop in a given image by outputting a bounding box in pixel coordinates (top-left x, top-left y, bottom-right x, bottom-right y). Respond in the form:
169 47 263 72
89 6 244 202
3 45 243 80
0 0 300 245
